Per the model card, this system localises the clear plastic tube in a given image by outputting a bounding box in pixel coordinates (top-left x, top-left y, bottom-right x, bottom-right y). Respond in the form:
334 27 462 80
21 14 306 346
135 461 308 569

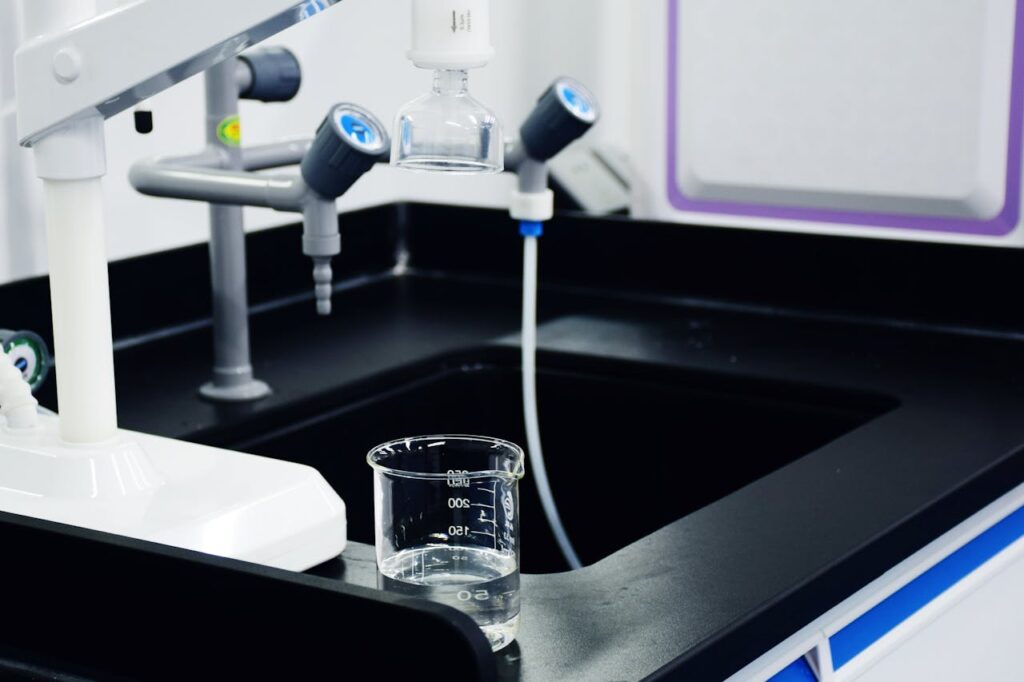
521 235 582 570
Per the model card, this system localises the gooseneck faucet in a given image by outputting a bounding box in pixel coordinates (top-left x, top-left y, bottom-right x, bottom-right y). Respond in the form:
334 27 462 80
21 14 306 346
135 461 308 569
129 54 388 400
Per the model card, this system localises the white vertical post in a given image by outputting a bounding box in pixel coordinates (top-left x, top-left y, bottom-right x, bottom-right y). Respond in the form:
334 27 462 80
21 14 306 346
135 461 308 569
22 0 118 443
42 175 118 443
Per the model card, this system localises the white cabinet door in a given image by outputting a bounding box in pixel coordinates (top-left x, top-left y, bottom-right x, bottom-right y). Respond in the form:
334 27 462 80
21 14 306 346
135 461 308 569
634 0 1024 244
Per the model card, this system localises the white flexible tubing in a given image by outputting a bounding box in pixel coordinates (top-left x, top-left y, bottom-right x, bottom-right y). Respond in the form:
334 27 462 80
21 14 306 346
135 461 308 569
0 346 39 429
522 235 583 570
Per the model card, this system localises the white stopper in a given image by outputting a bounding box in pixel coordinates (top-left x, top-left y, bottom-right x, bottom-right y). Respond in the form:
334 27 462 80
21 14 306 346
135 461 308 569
510 189 555 222
409 0 494 70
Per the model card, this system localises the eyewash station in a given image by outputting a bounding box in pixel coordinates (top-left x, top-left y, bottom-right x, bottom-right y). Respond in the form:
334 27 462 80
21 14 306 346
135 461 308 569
2 1 1024 680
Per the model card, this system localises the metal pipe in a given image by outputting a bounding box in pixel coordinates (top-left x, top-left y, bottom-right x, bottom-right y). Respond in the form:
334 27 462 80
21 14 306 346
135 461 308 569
241 139 311 171
517 156 549 194
129 163 306 210
134 141 311 173
504 139 526 172
301 198 342 315
199 59 269 401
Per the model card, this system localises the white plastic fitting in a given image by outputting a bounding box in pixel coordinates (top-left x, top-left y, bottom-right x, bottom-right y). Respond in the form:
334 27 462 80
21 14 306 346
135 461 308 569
33 115 107 180
409 0 494 70
510 189 555 222
0 348 39 430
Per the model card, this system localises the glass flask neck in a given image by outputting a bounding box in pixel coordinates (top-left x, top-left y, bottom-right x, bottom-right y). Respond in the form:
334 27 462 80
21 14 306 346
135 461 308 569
433 69 470 96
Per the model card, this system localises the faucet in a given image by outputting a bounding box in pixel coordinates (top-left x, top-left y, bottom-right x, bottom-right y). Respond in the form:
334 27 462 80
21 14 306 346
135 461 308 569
506 78 601 571
129 53 388 401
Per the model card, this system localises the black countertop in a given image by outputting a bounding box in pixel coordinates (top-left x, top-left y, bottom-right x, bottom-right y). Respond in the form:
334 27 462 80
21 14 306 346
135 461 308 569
5 204 1024 680
116 276 1024 681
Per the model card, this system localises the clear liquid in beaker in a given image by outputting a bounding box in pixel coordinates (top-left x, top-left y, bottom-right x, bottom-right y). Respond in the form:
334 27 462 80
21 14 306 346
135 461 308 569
378 545 520 651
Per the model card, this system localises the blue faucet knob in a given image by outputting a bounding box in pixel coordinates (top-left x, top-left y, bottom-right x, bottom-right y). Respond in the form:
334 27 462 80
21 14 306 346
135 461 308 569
520 77 600 162
302 103 389 200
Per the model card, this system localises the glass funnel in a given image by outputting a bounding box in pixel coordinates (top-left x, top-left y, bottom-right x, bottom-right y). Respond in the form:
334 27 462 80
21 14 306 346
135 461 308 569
391 70 503 174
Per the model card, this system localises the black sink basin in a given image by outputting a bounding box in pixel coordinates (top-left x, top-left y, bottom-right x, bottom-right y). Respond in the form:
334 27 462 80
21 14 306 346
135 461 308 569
223 349 894 573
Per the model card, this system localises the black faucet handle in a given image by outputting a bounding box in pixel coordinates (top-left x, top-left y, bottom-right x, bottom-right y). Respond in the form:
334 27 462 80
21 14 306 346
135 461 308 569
520 77 600 162
301 103 389 200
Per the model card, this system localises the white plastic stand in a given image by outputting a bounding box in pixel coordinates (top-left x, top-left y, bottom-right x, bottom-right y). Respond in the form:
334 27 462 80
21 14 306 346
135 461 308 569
6 0 349 573
0 414 346 571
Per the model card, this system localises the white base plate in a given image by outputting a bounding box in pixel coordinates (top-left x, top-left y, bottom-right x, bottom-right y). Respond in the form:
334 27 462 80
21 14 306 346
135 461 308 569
0 414 346 571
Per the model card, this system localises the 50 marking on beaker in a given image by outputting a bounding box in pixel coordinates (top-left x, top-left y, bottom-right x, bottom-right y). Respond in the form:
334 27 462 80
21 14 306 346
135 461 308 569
458 589 491 602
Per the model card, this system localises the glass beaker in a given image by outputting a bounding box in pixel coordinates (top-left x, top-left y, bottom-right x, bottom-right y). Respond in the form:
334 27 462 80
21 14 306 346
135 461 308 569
368 435 525 651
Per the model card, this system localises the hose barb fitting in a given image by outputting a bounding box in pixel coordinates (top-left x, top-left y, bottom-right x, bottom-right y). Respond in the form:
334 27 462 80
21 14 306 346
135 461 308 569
313 258 334 316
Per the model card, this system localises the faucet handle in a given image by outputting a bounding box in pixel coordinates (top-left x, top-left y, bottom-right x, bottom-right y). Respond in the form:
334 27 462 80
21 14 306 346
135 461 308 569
520 77 600 162
238 47 302 103
301 103 390 200
300 104 388 317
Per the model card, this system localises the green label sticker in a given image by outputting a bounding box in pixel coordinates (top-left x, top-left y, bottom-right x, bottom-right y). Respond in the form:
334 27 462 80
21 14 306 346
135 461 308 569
216 115 242 147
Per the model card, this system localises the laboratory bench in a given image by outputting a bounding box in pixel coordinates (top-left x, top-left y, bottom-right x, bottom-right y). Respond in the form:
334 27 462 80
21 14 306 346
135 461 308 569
3 203 1024 680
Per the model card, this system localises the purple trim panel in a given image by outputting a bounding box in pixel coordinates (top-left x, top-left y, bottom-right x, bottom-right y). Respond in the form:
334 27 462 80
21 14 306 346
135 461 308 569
666 0 1024 236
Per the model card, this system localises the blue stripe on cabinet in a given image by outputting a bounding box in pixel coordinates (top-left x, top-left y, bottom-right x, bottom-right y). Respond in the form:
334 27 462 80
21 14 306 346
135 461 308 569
830 506 1024 669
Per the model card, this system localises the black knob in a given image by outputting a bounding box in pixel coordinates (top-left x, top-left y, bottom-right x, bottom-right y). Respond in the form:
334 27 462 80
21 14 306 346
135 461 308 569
133 109 154 134
239 47 302 103
520 77 600 162
301 103 389 200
